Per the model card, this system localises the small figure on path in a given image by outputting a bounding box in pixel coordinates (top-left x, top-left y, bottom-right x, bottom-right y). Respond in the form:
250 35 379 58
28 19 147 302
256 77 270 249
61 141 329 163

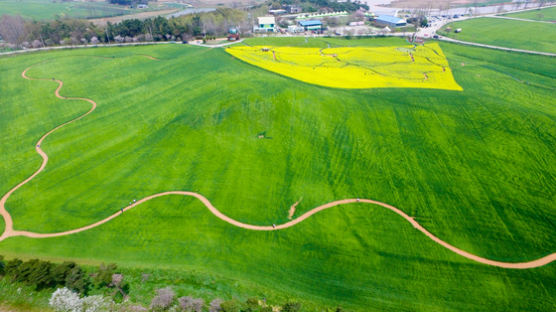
120 207 123 214
272 224 276 229
357 198 360 202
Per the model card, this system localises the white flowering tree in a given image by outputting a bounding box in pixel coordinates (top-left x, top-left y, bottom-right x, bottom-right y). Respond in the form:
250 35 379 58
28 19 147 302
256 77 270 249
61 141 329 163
49 288 113 312
49 288 82 312
81 295 112 312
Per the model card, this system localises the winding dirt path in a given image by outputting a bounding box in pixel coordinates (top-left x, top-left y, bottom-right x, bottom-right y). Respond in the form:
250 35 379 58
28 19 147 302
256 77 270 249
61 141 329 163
0 61 554 269
0 68 96 241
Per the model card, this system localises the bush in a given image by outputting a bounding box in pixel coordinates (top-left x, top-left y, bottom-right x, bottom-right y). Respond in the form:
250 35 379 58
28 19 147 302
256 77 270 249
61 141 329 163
6 258 56 290
65 266 90 295
27 259 55 290
3 258 22 279
150 287 175 311
51 262 77 286
178 296 204 312
245 297 258 311
282 302 301 312
209 299 223 312
220 299 241 312
0 255 5 276
93 263 117 288
81 295 112 312
110 273 130 302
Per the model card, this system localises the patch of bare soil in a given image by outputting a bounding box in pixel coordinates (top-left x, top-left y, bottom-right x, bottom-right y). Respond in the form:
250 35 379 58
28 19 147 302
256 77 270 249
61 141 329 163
288 197 303 219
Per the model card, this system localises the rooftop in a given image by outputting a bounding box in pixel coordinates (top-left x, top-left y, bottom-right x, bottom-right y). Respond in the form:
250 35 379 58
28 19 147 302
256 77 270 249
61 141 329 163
258 16 276 25
376 15 406 24
299 20 323 27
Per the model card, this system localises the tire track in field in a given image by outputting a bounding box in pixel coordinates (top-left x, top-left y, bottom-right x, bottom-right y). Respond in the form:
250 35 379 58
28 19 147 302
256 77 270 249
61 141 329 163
0 59 554 269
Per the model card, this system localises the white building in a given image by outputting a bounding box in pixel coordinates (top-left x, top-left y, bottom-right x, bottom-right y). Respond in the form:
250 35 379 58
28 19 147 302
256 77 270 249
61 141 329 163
254 16 276 32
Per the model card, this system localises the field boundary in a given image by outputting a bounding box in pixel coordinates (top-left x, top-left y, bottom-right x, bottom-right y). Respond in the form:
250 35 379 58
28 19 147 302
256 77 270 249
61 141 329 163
0 59 554 270
0 42 171 57
436 35 556 56
490 15 555 24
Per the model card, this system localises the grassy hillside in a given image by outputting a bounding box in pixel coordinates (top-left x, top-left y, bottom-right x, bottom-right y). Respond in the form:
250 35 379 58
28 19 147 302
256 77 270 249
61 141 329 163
503 6 556 21
0 39 555 310
0 0 168 20
439 17 556 53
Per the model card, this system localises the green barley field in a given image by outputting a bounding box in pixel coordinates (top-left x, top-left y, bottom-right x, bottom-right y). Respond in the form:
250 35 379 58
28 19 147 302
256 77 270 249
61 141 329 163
439 17 556 53
0 37 555 310
503 6 556 21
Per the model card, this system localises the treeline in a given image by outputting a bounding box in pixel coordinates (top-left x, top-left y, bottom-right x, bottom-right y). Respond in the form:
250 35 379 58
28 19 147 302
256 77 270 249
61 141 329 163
0 255 128 298
0 255 349 312
274 0 368 13
0 8 248 49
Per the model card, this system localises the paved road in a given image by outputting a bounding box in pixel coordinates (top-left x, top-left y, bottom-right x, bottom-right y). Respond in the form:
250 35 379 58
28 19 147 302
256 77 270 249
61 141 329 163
415 4 556 56
436 35 556 56
416 16 472 39
417 4 556 36
188 39 244 48
489 15 556 24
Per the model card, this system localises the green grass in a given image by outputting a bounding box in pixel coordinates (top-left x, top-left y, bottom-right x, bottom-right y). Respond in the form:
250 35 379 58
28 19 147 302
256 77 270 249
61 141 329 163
503 6 556 21
0 0 166 20
0 278 53 311
439 17 556 53
0 39 555 311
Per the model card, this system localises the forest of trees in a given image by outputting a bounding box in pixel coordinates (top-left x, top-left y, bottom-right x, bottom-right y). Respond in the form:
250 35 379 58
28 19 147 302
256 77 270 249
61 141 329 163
0 0 371 50
0 8 249 49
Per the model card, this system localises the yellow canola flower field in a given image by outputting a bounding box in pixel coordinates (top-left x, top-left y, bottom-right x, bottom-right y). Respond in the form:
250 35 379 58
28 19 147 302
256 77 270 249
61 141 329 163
226 43 462 91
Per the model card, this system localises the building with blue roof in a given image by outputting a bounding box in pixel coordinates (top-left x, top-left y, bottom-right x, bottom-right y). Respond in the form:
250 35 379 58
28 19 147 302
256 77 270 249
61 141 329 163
298 20 323 31
374 15 407 27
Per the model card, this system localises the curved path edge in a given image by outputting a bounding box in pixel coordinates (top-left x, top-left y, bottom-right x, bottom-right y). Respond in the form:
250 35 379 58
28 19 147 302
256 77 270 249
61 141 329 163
0 61 554 270
437 36 556 57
